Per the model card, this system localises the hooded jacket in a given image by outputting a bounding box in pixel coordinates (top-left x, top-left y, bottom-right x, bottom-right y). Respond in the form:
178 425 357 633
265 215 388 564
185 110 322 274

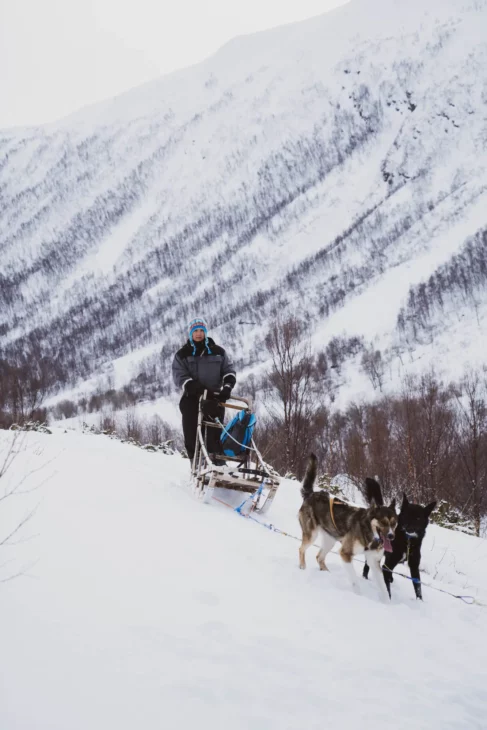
172 337 236 394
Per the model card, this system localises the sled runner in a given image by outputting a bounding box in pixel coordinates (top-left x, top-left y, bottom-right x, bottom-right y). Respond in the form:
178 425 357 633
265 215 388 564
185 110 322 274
190 392 280 513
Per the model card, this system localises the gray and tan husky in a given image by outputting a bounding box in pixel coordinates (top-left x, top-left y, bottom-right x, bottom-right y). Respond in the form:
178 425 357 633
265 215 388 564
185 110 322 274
298 454 397 602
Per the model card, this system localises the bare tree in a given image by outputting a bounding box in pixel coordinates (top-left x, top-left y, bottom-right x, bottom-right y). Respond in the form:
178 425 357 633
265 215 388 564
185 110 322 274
264 316 324 477
414 373 457 503
454 370 487 536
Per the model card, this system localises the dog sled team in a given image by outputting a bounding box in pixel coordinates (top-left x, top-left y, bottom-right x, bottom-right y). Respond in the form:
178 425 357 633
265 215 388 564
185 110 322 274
298 454 436 603
172 317 436 603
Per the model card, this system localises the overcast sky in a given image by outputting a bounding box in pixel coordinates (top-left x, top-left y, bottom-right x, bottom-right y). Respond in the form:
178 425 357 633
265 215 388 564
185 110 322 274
0 0 347 128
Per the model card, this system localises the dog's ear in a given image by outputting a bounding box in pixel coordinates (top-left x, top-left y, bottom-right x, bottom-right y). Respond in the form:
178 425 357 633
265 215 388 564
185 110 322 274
424 501 437 517
389 498 396 511
401 492 409 510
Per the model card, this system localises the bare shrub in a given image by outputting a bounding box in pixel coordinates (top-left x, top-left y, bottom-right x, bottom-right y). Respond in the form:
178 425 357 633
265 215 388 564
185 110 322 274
121 409 143 443
52 399 78 420
99 414 116 434
361 347 385 391
0 431 46 581
144 414 175 445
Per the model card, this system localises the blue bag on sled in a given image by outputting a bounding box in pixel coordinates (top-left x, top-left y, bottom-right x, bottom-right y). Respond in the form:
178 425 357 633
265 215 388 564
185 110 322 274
220 410 257 457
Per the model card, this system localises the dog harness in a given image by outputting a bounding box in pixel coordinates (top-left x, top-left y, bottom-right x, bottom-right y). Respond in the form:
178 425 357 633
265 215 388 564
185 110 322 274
329 495 343 533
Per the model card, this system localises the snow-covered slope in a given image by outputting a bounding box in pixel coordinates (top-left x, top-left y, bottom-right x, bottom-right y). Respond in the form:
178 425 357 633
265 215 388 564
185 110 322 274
1 428 486 729
1 0 487 406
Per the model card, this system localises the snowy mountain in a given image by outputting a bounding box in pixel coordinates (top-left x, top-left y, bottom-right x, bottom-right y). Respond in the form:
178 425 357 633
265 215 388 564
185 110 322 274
1 427 486 729
1 0 487 410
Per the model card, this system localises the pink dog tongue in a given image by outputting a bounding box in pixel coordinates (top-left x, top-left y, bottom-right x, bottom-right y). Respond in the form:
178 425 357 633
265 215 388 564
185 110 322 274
383 536 393 552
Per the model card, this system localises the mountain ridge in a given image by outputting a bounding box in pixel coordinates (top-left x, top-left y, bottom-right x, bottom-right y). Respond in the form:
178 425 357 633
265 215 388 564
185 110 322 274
1 0 486 408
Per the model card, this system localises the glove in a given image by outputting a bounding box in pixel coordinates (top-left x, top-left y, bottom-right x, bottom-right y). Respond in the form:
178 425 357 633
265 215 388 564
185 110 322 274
217 384 233 402
185 380 205 397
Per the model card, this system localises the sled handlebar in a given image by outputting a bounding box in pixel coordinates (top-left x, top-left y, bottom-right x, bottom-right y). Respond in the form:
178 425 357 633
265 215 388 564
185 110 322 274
221 393 252 411
202 391 252 411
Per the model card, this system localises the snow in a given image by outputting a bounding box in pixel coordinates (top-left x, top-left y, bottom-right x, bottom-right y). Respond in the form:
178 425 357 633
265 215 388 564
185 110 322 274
1 12 487 717
1 427 486 729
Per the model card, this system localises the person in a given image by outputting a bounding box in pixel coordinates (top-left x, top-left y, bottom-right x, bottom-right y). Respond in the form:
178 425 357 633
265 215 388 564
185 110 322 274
172 317 236 464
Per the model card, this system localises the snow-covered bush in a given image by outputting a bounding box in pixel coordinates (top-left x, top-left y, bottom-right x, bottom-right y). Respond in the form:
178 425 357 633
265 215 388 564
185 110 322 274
11 421 52 434
430 500 476 536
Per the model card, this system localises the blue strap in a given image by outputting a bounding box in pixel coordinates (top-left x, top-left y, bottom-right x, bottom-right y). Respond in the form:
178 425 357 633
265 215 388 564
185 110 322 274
234 481 264 514
382 565 421 584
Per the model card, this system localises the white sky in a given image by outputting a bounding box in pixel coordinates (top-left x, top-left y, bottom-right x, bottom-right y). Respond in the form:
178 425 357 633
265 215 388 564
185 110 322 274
0 0 347 129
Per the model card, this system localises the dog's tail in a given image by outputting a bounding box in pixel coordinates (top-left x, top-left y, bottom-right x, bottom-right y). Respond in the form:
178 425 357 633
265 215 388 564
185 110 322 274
301 453 317 500
364 477 384 507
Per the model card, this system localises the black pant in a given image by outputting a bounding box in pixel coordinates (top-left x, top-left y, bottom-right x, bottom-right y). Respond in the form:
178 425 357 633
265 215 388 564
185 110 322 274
179 395 225 460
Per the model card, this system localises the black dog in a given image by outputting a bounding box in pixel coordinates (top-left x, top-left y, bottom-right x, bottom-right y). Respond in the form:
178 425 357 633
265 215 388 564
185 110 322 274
363 478 436 600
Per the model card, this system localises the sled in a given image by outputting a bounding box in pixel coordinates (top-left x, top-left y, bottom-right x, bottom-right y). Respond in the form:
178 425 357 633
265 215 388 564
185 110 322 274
190 391 280 514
